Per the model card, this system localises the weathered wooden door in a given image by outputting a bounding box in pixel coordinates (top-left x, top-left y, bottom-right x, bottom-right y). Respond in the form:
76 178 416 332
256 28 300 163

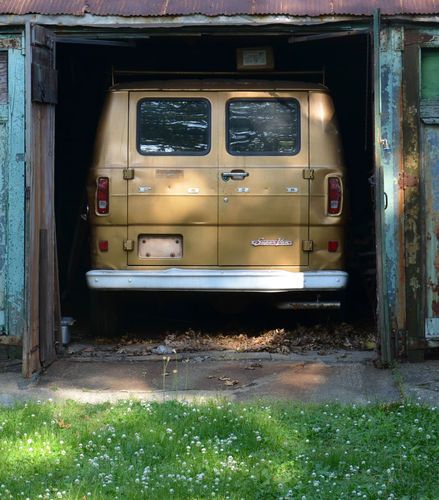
23 24 59 377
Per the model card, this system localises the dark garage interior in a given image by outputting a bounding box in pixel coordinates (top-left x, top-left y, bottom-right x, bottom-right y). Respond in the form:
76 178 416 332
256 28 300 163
54 28 376 346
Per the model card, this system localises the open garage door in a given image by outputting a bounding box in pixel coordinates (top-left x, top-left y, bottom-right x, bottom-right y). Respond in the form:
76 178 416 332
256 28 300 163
23 24 59 377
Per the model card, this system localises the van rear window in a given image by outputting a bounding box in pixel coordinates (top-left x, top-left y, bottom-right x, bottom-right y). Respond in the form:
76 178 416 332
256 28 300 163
227 99 300 156
137 99 210 155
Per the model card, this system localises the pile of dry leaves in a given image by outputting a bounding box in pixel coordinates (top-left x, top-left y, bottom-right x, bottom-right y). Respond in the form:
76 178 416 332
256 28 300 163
116 322 376 353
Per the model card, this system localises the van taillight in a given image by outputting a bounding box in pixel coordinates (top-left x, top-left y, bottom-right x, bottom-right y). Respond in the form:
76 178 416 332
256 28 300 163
96 177 109 215
328 177 342 215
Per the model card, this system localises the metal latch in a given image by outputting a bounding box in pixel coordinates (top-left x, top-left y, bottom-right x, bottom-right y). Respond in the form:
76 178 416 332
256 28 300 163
380 138 390 151
123 239 134 251
303 169 314 180
123 168 135 180
302 240 314 252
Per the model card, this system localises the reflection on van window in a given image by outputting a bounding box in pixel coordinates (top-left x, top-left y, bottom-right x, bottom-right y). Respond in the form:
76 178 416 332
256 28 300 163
227 99 300 155
137 99 210 155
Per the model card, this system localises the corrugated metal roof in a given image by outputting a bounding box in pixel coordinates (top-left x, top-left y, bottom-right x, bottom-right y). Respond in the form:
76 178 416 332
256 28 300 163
0 0 438 17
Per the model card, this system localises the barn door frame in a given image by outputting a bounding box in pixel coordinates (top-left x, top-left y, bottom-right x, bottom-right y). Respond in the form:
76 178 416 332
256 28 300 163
23 23 60 377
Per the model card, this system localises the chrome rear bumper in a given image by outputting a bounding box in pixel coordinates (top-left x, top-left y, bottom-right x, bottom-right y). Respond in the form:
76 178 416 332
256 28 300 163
86 269 348 292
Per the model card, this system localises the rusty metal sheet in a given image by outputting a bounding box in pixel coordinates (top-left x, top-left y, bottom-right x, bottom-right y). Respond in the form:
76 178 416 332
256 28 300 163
250 0 439 15
0 0 86 15
0 0 438 17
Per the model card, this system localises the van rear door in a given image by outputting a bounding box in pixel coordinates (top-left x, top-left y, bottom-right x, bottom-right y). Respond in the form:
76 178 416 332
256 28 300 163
127 92 218 266
218 92 310 267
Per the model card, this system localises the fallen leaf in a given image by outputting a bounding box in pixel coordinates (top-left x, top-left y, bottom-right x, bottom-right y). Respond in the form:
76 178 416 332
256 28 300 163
224 380 239 386
57 419 71 429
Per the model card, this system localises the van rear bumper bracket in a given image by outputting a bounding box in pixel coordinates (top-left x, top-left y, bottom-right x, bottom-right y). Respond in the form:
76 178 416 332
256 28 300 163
86 269 348 292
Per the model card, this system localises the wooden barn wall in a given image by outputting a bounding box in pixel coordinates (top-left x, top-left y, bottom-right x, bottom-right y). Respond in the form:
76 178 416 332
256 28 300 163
0 32 25 341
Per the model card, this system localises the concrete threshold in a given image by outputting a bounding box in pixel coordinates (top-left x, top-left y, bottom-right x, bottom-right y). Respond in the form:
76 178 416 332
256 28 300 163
0 349 404 406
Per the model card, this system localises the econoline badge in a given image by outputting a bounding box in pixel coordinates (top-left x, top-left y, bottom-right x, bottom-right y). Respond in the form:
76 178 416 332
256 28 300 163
251 238 293 247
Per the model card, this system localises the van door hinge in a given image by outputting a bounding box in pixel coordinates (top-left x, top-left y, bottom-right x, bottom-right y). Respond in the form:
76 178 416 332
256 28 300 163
302 240 314 252
303 169 314 180
123 168 135 180
123 239 134 251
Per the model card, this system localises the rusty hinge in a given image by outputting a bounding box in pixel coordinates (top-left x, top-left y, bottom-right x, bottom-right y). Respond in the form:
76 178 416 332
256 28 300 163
123 168 135 180
303 169 314 180
123 239 134 251
302 240 314 252
398 172 418 190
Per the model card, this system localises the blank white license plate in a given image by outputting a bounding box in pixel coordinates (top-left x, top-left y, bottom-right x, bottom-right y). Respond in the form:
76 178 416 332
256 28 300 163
138 235 183 259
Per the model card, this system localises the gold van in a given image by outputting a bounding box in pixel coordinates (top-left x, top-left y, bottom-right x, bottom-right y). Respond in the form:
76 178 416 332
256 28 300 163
86 80 347 332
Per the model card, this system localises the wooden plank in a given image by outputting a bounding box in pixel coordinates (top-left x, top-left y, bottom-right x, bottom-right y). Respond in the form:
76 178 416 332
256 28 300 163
23 23 40 377
31 62 57 104
0 39 25 344
6 44 26 340
39 229 51 365
53 227 62 348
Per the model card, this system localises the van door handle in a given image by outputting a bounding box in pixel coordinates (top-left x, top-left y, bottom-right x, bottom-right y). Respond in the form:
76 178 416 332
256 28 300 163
221 170 249 182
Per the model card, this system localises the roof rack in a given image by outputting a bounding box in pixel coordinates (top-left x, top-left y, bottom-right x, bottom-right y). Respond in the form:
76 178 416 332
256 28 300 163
111 68 326 86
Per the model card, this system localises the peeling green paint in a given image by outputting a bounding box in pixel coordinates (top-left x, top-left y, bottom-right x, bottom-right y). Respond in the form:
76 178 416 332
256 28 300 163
0 34 25 337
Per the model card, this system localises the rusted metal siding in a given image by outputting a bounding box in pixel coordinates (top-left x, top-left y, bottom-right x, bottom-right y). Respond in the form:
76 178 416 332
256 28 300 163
403 30 425 359
0 0 438 17
0 1 86 16
380 26 406 357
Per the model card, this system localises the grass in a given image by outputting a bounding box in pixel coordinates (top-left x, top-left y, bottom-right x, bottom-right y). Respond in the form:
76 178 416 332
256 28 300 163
0 400 438 499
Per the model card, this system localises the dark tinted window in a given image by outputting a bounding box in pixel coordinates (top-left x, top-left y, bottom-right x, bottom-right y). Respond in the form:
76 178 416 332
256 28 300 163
227 99 300 155
137 99 210 155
